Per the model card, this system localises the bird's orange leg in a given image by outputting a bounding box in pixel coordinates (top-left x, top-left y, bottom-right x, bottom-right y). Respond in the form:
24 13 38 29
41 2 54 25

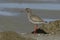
34 24 38 35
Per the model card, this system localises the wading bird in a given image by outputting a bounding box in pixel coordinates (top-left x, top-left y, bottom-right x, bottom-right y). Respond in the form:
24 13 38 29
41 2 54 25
25 8 46 35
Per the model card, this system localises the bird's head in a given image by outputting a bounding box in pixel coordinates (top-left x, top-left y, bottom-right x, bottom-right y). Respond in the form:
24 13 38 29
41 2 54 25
25 8 32 13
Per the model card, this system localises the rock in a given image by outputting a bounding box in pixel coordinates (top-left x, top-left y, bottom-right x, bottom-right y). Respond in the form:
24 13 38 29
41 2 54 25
32 28 48 34
39 20 60 34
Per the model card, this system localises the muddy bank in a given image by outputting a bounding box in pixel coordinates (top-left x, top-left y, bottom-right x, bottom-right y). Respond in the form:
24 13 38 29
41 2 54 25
0 31 35 40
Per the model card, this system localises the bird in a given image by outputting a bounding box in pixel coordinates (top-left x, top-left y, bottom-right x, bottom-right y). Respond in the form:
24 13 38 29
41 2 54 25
25 8 46 35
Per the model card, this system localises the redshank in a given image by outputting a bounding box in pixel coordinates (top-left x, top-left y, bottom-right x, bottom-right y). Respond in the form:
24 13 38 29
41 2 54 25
25 8 46 35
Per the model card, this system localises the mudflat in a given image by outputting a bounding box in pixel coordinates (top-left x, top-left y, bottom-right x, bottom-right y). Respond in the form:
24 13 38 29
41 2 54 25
0 8 60 33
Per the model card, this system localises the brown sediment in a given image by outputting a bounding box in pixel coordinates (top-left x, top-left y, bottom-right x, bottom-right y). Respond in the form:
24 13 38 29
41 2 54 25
0 31 35 40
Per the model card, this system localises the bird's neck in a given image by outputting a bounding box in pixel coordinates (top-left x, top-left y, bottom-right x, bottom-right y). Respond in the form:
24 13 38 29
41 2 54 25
26 12 32 17
26 13 32 19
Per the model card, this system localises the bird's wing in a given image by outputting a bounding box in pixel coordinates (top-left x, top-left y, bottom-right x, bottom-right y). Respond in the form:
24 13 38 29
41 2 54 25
30 15 44 22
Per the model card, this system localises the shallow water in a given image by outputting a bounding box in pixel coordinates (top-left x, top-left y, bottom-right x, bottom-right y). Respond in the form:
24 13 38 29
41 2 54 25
0 11 20 16
0 3 60 10
0 3 60 23
0 10 59 22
